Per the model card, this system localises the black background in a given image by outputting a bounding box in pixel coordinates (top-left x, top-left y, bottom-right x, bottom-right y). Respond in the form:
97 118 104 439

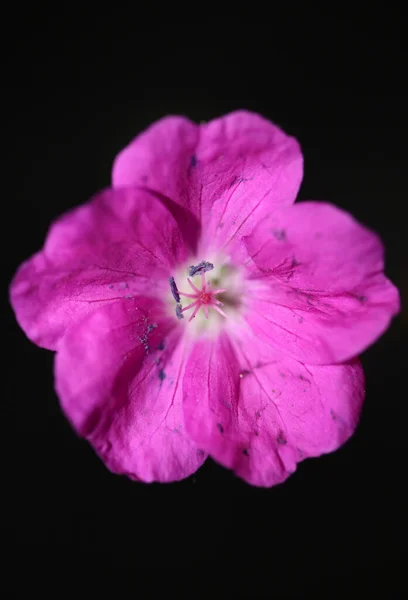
5 11 407 598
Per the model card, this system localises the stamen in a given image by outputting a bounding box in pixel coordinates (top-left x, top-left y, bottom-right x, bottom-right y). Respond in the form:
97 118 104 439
212 305 228 318
187 278 201 294
188 261 214 277
169 276 180 302
175 303 184 320
189 302 202 322
182 300 200 312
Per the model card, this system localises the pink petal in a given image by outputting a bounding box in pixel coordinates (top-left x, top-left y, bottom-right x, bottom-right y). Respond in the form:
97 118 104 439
112 116 199 202
183 333 364 487
244 201 400 364
55 297 206 483
10 187 189 350
112 111 303 262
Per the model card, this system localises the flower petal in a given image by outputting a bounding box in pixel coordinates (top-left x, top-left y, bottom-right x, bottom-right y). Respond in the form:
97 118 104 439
183 333 364 487
112 111 303 261
10 187 189 350
244 201 400 364
55 297 206 483
112 115 199 203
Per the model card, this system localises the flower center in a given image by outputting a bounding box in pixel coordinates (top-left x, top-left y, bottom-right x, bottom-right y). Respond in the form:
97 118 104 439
200 292 211 304
180 271 228 322
170 261 227 322
168 257 246 337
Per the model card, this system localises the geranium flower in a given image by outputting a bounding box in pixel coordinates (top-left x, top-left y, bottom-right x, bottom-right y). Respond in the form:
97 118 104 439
10 111 399 486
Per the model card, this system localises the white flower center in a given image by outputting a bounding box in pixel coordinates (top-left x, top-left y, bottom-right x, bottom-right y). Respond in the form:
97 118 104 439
168 256 244 336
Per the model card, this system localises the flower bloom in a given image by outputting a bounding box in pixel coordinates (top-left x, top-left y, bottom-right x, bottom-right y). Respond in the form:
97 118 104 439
10 111 399 486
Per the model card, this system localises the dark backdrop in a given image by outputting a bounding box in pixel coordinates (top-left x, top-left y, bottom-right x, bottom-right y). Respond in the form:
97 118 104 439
4 11 407 598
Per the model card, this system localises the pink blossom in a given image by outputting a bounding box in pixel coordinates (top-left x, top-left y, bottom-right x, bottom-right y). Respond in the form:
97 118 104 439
10 111 400 486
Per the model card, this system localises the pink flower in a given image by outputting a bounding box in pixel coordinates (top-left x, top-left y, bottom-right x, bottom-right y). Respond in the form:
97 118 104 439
10 111 400 486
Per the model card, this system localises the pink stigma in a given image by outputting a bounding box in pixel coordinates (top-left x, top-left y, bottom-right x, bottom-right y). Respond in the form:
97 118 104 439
178 271 227 322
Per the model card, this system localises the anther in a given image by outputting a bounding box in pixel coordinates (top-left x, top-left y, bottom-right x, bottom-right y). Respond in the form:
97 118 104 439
175 303 184 320
169 276 181 302
188 261 214 277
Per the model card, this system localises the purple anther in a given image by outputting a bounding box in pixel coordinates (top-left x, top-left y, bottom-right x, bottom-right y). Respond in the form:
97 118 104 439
169 276 180 302
175 303 184 320
188 261 214 277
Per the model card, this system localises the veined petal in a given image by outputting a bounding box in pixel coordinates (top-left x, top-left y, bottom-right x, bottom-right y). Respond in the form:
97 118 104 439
244 201 400 364
183 332 364 487
112 111 303 262
55 298 206 483
10 187 190 350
